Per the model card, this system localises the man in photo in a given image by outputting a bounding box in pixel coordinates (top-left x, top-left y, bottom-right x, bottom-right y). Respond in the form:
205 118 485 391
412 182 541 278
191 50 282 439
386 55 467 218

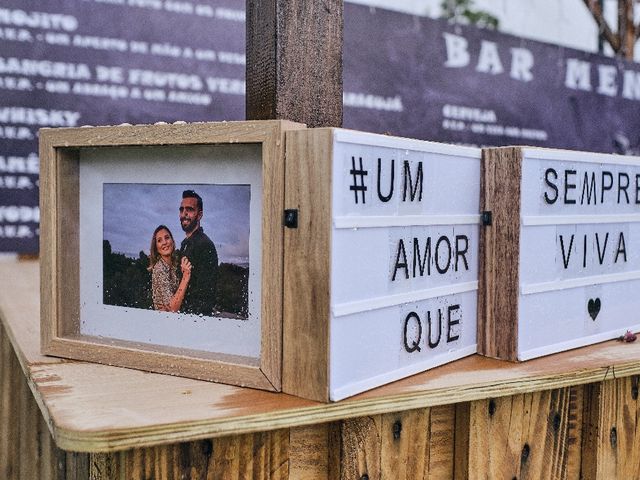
178 189 219 316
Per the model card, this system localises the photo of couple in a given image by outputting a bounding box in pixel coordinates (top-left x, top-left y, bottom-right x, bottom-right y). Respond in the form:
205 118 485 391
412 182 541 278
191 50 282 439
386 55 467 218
149 190 218 316
103 184 250 320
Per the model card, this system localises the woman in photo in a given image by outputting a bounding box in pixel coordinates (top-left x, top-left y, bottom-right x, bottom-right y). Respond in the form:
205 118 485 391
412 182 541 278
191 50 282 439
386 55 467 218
148 225 192 311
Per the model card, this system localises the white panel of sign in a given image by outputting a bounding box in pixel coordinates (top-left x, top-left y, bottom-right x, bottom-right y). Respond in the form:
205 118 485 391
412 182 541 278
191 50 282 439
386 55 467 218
328 130 481 400
518 148 640 360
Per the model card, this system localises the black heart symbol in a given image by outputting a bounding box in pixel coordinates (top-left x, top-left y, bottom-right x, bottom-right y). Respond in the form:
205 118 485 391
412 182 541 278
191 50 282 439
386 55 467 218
588 298 601 321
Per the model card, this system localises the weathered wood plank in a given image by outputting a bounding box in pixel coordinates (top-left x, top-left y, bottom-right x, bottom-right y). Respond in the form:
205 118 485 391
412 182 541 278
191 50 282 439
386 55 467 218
9 261 640 452
289 424 340 480
580 382 600 479
1 323 89 480
469 386 583 480
582 376 640 479
283 128 333 402
246 0 343 127
87 431 290 480
453 402 471 480
564 386 584 480
1 323 21 479
90 453 118 479
59 453 90 480
341 415 382 479
340 405 468 480
18 366 41 479
8 279 640 480
478 147 522 361
427 405 458 478
381 409 429 479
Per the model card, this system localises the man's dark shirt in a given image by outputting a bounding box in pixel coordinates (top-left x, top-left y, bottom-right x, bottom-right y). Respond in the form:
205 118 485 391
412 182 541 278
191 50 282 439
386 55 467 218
180 227 218 316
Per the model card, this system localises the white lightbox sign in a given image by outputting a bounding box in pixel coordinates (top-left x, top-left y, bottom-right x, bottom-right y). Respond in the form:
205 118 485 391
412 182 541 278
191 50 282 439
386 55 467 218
481 146 640 362
285 129 481 401
328 130 481 400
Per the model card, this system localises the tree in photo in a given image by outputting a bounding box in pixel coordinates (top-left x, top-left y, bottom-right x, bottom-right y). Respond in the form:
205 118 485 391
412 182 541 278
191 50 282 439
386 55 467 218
103 240 249 318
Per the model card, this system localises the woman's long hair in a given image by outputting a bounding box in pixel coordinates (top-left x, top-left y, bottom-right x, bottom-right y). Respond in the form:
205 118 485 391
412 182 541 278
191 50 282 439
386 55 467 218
148 225 178 271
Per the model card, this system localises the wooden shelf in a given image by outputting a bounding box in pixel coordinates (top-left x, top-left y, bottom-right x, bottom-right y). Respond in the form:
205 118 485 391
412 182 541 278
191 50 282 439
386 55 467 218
3 258 640 453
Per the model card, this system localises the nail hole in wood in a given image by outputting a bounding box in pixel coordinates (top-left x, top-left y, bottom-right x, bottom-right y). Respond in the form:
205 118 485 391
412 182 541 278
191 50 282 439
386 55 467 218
553 412 561 432
521 443 530 464
360 475 369 480
488 399 496 417
610 427 618 448
202 439 213 456
392 420 402 440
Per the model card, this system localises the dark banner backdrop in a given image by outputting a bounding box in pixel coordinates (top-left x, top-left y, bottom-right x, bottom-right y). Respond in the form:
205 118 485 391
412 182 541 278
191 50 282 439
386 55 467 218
0 0 246 252
2 2 640 252
343 6 640 155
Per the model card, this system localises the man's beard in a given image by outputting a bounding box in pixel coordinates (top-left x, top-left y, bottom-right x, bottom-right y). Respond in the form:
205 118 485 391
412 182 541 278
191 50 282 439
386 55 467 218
181 216 197 233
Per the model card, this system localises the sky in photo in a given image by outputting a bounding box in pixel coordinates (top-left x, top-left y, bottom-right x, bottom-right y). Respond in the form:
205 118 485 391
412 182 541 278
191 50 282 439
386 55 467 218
103 183 250 265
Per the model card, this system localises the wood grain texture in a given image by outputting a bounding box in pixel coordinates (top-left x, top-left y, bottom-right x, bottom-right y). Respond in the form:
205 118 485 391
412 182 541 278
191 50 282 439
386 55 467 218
565 386 585 480
39 130 57 355
582 376 640 479
8 274 640 478
468 386 583 480
381 410 428 479
246 0 343 128
1 317 21 479
283 128 334 402
340 416 382 479
38 120 305 393
339 405 468 479
57 149 80 337
478 147 523 361
87 431 289 480
1 323 89 480
9 260 640 452
580 382 600 480
258 120 306 389
453 402 471 480
289 424 340 480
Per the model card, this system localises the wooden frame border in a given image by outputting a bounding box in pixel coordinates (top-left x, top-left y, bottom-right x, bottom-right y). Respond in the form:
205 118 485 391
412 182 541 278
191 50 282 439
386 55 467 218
477 147 522 361
40 120 305 391
283 128 334 402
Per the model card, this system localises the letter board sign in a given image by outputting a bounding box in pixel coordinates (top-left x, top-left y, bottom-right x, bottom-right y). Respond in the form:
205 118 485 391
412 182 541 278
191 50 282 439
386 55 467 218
284 129 481 402
480 147 640 361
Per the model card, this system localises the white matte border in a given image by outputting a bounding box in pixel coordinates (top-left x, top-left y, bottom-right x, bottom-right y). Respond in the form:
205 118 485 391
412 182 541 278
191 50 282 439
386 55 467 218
78 144 262 358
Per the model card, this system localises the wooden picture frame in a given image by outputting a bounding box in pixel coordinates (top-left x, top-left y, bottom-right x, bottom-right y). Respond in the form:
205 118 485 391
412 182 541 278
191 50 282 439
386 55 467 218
40 120 304 391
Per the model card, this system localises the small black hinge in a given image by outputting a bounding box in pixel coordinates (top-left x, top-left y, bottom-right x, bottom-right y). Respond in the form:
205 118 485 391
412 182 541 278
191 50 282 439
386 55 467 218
481 211 492 226
284 209 298 228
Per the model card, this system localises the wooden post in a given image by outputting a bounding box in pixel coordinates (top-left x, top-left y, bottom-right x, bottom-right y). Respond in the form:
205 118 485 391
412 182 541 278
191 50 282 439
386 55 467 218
245 0 343 127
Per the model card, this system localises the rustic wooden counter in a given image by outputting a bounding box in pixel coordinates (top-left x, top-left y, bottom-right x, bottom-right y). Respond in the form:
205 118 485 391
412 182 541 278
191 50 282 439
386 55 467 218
2 258 640 478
